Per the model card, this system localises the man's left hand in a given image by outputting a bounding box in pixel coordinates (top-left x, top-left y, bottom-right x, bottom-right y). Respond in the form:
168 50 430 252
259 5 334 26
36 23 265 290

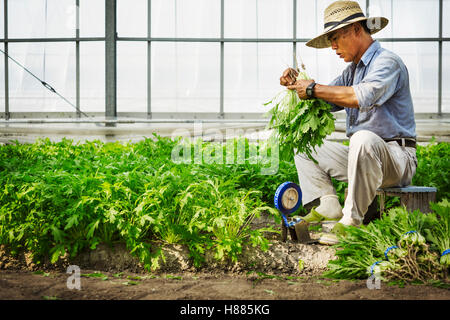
287 80 315 99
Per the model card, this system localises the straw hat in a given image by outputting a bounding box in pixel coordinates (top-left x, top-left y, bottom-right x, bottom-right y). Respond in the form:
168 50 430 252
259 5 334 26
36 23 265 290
306 1 389 49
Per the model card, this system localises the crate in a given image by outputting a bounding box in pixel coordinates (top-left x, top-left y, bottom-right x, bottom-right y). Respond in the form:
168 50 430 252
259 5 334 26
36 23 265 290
377 186 437 214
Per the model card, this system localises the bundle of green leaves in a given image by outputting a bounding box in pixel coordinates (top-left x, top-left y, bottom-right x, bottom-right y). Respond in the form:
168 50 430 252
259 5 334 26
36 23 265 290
423 200 450 267
323 201 449 284
264 71 336 162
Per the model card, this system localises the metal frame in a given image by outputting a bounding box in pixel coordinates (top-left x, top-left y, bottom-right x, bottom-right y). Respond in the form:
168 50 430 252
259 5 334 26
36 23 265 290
105 0 117 121
0 0 448 121
3 0 9 120
147 0 152 119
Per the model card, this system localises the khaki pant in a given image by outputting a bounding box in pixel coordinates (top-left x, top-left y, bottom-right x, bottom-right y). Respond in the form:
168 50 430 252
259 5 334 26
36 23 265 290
294 130 417 226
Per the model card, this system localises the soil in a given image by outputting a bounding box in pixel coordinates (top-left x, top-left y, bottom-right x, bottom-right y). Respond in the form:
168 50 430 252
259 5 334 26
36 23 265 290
0 215 449 302
0 268 449 301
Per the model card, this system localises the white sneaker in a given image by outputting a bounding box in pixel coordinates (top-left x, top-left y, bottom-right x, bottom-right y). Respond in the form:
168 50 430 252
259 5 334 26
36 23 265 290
321 221 338 233
318 233 339 245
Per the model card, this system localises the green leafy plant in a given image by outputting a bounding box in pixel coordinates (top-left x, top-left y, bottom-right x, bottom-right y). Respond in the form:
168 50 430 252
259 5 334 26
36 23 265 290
413 140 450 201
0 136 279 271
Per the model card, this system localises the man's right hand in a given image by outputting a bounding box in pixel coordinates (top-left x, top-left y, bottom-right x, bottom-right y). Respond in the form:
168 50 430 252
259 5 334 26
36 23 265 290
280 68 299 86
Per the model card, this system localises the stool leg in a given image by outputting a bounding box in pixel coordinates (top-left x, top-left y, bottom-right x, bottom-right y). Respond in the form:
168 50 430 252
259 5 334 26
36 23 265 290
379 192 385 215
401 194 412 212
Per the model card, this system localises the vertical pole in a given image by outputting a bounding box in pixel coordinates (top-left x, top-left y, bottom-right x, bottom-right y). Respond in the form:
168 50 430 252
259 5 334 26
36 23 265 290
219 0 224 118
4 0 9 120
147 0 151 119
105 0 117 121
76 0 80 118
438 0 442 116
293 0 297 68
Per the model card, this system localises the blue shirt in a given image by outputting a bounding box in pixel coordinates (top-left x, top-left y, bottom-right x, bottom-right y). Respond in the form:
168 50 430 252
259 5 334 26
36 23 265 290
328 40 416 139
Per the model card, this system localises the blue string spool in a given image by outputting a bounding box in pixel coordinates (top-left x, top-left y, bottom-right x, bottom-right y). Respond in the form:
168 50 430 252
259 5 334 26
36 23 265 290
274 181 302 215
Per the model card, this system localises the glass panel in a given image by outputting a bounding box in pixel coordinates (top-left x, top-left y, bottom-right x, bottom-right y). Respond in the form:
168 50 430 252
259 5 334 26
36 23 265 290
117 42 147 113
381 42 439 113
370 0 439 38
443 42 450 113
80 42 105 113
118 0 147 37
80 0 105 37
152 0 220 38
0 43 3 113
225 0 292 38
444 0 450 37
224 43 293 113
9 0 76 38
8 43 76 112
151 42 220 113
0 0 4 38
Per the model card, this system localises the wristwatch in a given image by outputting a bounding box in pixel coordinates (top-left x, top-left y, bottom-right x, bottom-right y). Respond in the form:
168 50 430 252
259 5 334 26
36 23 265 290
306 81 317 98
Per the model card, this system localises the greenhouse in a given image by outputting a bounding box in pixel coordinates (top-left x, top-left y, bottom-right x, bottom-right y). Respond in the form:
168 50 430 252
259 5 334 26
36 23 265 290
0 0 449 305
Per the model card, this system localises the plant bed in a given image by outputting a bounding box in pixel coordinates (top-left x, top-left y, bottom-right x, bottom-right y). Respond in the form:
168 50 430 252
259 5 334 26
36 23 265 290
1 136 449 289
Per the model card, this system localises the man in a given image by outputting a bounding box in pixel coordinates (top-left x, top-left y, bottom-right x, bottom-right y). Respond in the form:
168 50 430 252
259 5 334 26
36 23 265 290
279 1 417 245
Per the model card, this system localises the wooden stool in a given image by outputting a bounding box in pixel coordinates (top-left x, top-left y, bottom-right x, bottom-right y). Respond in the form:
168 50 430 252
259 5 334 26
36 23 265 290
377 186 437 214
344 185 437 224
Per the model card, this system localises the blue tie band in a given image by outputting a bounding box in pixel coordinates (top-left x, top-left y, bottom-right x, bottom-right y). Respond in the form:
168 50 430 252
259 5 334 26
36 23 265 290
370 261 383 275
384 245 399 260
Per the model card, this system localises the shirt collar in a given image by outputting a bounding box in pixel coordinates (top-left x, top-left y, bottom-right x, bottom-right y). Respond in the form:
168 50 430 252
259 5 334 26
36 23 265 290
356 40 380 67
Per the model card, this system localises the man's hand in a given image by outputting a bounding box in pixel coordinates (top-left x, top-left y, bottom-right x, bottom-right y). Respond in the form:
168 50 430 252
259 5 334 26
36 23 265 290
287 80 315 100
280 68 299 86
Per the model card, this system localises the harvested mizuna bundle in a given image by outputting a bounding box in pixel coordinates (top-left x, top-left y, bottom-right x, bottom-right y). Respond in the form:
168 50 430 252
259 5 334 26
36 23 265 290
264 70 335 162
323 200 450 285
424 200 450 268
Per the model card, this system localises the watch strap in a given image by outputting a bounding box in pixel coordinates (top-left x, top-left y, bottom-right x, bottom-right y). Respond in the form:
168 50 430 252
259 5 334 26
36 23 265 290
306 81 317 98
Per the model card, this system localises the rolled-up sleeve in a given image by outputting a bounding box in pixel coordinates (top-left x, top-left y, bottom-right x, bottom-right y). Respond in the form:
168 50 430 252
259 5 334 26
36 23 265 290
352 56 402 111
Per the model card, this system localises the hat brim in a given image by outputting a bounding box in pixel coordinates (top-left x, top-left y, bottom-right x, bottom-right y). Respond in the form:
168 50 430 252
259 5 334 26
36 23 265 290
306 17 389 49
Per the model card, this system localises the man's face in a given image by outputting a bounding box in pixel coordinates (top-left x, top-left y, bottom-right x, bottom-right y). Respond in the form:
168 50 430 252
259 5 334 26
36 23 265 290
327 24 359 63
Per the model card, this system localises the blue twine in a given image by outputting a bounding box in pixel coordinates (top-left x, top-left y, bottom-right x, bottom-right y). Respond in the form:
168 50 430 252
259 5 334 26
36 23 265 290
370 261 383 275
282 214 290 227
288 217 302 227
283 215 302 227
403 230 417 235
384 245 399 260
441 249 450 257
